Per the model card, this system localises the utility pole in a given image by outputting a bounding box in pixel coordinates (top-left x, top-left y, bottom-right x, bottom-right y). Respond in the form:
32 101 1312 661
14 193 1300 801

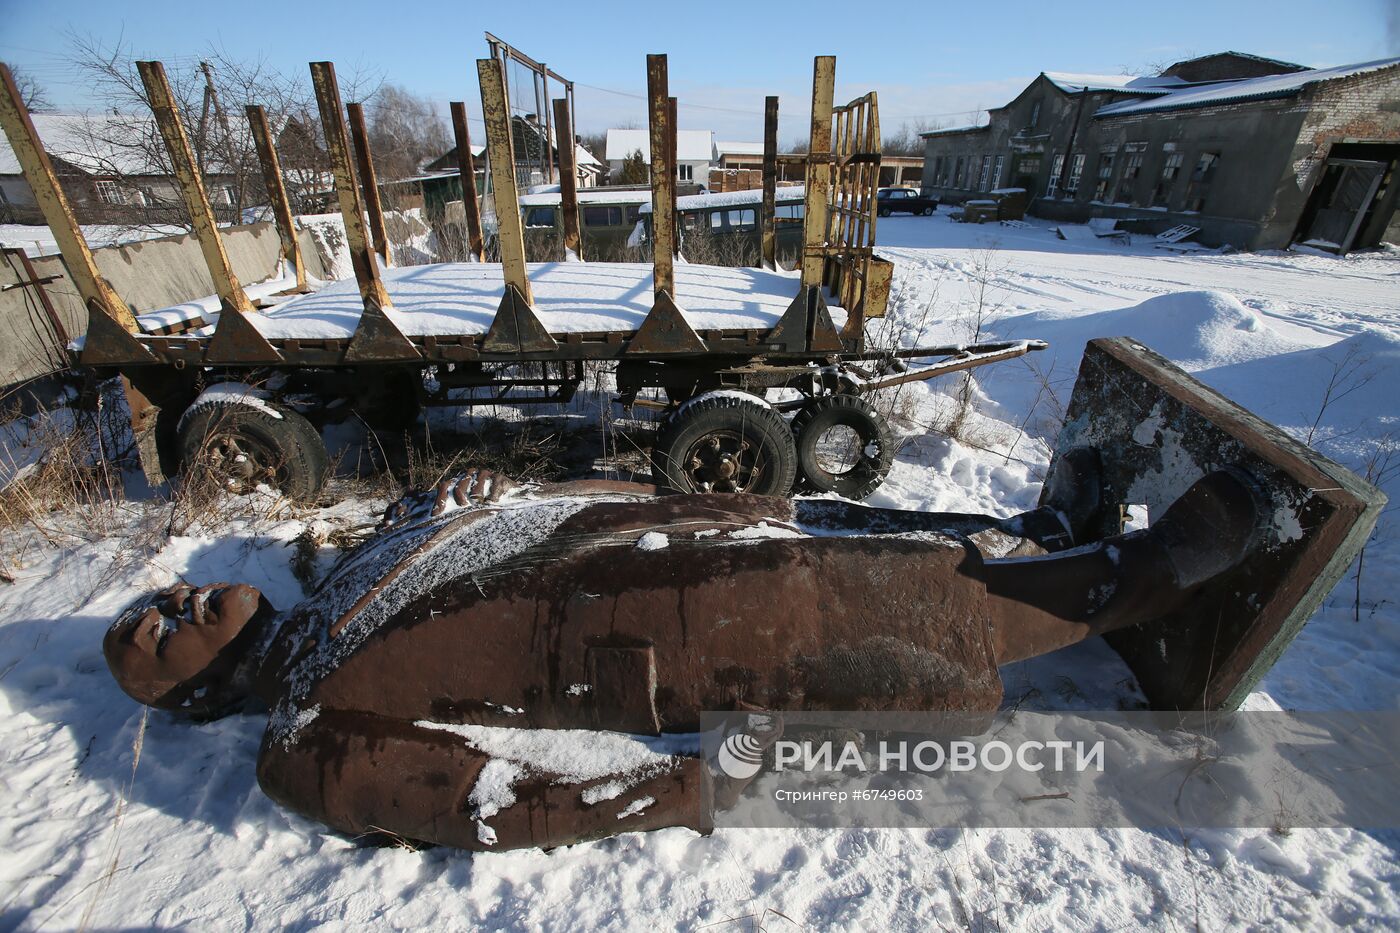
200 60 244 214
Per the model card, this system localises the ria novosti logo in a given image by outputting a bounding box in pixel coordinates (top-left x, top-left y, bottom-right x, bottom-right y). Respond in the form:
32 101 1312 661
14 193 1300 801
715 729 766 779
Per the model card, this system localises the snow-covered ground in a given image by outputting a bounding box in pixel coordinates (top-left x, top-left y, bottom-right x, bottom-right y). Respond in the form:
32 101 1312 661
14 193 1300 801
1 215 1397 930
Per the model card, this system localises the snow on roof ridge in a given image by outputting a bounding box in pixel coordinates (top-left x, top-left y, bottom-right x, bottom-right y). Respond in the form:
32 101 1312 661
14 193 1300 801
1094 55 1400 117
1041 72 1183 94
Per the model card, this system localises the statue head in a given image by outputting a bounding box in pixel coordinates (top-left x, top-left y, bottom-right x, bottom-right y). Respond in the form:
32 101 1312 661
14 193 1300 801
104 583 277 717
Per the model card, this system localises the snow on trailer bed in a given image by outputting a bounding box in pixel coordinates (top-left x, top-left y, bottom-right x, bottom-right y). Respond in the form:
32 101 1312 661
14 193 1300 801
167 261 845 341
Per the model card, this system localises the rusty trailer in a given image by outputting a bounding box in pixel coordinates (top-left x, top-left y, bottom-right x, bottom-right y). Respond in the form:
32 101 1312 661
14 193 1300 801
0 51 1042 501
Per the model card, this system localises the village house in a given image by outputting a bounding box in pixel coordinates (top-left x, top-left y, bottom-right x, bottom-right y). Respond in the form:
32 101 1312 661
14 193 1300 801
919 52 1400 252
605 127 715 185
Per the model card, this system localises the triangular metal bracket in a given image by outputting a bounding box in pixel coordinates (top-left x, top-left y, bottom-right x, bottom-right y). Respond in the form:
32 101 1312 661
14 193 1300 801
206 301 284 364
627 289 706 355
80 301 158 366
766 286 844 353
481 284 558 354
343 295 420 362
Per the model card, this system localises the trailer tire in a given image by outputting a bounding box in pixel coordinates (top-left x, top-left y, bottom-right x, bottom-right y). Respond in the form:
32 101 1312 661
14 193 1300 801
791 394 893 500
652 392 797 496
178 393 329 503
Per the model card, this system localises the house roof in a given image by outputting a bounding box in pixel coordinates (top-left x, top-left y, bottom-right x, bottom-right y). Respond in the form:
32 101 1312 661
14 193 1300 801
1096 56 1400 117
605 128 714 162
919 123 990 138
1041 72 1184 95
1164 51 1307 74
0 110 245 177
715 140 764 157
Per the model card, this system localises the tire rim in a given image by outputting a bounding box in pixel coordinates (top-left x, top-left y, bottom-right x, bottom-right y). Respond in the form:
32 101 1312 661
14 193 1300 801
683 431 767 493
204 432 277 494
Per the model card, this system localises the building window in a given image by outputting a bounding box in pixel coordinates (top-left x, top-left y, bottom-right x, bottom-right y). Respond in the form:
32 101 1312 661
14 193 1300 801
1116 143 1148 205
977 155 991 190
992 154 1005 189
583 205 624 227
1029 100 1042 128
1047 153 1065 198
1184 152 1220 213
1152 151 1185 208
95 180 123 205
1093 150 1116 201
952 156 964 188
1014 156 1041 190
677 164 694 182
931 156 943 186
1065 153 1085 198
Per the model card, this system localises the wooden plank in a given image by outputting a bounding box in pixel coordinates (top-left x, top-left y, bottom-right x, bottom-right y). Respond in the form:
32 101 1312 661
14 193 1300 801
245 104 308 291
448 101 486 261
477 57 533 303
800 56 836 290
646 54 675 295
552 97 583 259
346 102 391 267
0 64 137 333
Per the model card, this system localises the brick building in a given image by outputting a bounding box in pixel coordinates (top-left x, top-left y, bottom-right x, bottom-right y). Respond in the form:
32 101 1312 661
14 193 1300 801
919 52 1400 252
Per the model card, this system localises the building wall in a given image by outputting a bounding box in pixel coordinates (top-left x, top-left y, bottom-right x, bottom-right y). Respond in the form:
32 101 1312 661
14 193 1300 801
919 68 1400 249
1268 65 1400 247
607 159 712 184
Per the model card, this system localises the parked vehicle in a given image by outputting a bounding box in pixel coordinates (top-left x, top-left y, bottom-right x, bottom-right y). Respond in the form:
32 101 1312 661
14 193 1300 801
876 187 938 216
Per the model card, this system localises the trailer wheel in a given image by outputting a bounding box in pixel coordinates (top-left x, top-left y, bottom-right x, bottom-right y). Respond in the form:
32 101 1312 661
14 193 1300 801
652 392 797 496
792 394 893 500
178 392 329 503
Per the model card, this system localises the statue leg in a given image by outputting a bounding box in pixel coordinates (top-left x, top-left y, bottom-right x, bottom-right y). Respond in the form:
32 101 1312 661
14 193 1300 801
256 709 712 851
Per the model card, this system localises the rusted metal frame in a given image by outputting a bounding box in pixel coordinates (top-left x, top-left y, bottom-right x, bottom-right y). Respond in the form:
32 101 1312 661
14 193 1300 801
477 58 533 303
552 98 583 259
346 102 391 268
245 104 308 292
799 56 835 291
2 247 70 352
646 55 676 295
857 342 1045 391
137 62 255 318
310 61 416 362
448 102 486 261
668 96 679 258
760 96 778 269
539 66 555 185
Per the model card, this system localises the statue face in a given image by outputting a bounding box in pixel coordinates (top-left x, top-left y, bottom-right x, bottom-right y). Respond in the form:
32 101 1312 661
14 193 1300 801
103 583 272 716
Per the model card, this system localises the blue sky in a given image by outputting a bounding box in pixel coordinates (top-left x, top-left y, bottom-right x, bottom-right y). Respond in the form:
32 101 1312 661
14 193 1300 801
2 0 1395 143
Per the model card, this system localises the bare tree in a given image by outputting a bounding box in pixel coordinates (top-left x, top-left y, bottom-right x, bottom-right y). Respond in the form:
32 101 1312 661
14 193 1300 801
8 65 52 112
882 120 943 156
364 84 449 181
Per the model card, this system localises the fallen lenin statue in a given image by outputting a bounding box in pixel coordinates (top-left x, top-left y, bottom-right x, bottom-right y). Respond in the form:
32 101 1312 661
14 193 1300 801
102 339 1385 850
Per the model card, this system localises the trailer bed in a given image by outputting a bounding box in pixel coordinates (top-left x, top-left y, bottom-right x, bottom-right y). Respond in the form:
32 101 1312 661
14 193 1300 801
139 261 847 342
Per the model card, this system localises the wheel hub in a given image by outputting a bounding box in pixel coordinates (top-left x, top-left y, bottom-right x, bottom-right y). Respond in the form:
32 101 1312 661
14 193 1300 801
685 432 763 493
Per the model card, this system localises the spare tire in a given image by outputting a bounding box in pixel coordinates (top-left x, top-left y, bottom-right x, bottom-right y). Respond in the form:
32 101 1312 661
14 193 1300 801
178 388 329 502
791 394 894 500
651 392 797 496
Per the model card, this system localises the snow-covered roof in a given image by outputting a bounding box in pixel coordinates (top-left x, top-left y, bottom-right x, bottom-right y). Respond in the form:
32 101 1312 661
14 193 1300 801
605 128 714 163
639 186 806 214
919 124 990 138
1096 56 1400 117
715 140 763 157
1042 72 1184 95
518 187 654 206
0 111 239 177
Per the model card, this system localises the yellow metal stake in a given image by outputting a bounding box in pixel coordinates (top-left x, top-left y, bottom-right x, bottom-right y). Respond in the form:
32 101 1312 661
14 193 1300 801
646 54 675 295
137 61 255 316
477 58 533 304
346 102 391 268
0 63 137 335
800 56 836 290
246 104 308 292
